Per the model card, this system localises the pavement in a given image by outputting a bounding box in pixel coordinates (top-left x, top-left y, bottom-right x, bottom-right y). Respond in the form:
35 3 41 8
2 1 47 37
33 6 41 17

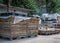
0 34 60 43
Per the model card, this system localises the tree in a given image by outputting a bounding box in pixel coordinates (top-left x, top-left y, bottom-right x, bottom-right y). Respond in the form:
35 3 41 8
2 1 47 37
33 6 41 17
50 0 57 13
42 0 58 13
11 0 38 12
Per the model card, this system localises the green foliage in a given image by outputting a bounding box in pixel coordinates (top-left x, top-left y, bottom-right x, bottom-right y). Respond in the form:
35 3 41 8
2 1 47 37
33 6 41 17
50 1 57 13
11 0 37 11
23 0 38 12
54 0 60 9
42 0 59 13
11 0 38 13
27 12 33 17
19 5 24 8
0 0 3 4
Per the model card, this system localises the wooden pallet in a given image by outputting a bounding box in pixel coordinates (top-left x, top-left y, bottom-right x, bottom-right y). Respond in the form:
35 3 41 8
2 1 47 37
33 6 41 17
38 30 60 35
0 34 37 40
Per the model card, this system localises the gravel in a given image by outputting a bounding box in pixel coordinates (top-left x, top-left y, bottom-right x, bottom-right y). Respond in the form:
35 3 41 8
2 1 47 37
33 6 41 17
0 34 60 43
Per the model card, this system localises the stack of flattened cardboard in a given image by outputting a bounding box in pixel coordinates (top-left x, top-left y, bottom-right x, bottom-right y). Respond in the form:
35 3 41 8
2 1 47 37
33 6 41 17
0 16 39 39
26 19 39 36
57 16 60 23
